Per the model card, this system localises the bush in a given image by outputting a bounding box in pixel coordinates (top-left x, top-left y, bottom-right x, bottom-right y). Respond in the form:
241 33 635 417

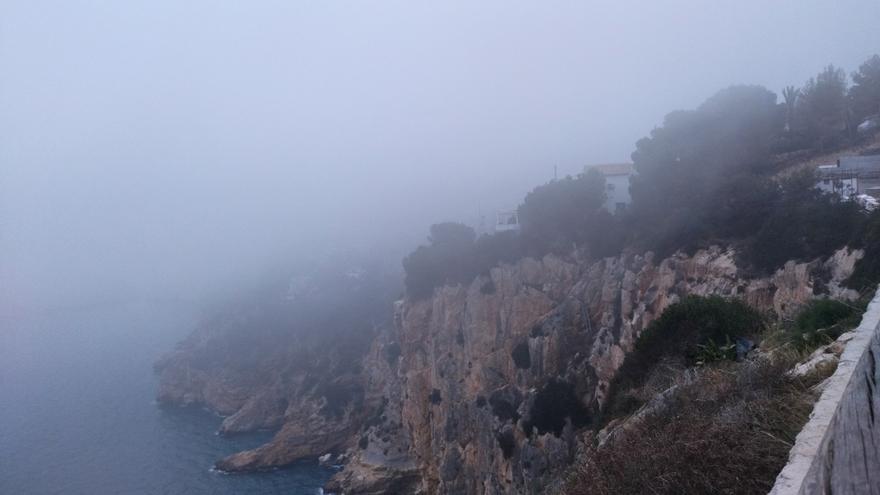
566 356 829 495
605 296 764 419
403 224 523 299
786 299 860 350
627 86 783 256
742 171 865 274
403 80 874 299
693 336 737 365
518 170 622 257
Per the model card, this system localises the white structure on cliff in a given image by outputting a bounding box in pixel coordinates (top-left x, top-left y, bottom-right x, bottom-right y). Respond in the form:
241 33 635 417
495 210 520 233
584 163 635 212
817 155 880 198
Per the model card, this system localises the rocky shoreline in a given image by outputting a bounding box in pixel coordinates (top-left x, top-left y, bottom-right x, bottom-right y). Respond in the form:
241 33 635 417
156 246 862 493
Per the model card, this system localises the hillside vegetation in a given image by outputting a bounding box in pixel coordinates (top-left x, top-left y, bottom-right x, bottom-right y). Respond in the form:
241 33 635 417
562 291 864 495
403 54 880 299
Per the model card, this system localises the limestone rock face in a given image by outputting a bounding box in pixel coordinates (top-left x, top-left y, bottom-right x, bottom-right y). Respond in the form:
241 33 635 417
155 247 862 494
328 247 861 494
155 316 373 472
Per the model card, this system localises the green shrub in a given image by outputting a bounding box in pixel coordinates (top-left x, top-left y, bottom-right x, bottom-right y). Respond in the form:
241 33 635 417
605 296 764 419
693 336 737 365
742 171 866 274
403 224 523 299
786 299 860 350
627 86 782 256
566 356 830 495
518 170 622 257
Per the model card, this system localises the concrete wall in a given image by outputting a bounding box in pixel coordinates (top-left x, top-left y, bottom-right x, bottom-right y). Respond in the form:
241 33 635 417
770 286 880 495
603 174 631 212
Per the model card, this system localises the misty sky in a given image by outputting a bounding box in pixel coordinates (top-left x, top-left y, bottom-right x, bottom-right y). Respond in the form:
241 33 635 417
2 0 879 312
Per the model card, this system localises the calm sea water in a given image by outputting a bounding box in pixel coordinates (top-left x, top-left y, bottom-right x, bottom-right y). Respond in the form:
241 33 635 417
0 302 333 495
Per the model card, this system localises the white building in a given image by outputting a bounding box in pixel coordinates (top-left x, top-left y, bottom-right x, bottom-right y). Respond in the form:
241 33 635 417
817 155 880 198
495 210 520 233
817 164 857 196
584 163 635 212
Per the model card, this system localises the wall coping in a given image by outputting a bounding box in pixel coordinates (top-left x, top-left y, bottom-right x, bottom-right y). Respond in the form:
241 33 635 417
769 286 880 495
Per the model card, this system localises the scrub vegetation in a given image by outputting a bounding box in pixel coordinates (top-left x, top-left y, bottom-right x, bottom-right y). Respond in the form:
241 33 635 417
567 295 851 495
566 355 831 495
403 54 880 300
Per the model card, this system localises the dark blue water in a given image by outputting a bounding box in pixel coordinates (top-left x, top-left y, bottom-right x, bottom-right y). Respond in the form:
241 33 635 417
0 302 333 494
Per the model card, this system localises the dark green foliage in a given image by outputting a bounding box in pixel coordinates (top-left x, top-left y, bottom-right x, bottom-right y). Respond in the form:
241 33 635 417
511 342 531 369
743 170 866 273
786 299 860 350
403 172 619 299
847 210 880 291
693 336 737 365
523 379 590 436
799 65 848 150
402 223 478 299
703 173 777 241
850 54 880 121
518 170 620 257
624 81 866 268
795 299 857 334
782 85 801 133
403 224 523 299
472 230 524 271
605 296 764 418
628 86 783 256
402 63 880 299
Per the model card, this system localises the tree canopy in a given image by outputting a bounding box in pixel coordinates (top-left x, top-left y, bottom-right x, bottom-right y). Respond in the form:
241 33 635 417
518 170 617 257
627 85 782 255
799 65 848 149
850 54 880 121
402 55 880 299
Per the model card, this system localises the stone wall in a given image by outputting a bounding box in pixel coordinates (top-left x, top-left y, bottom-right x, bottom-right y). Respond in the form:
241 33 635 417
770 285 880 495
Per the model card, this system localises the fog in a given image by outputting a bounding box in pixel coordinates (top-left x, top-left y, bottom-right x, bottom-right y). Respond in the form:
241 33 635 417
2 0 879 313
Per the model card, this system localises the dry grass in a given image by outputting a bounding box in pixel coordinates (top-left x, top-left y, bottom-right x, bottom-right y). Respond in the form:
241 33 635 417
772 133 880 179
565 354 833 495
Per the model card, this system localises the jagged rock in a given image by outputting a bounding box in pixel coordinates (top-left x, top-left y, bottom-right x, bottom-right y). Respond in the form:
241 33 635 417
156 246 862 494
790 331 856 377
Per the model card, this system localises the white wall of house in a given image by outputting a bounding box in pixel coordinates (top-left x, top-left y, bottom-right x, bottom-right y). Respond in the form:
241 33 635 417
817 177 858 196
495 210 520 233
604 174 631 212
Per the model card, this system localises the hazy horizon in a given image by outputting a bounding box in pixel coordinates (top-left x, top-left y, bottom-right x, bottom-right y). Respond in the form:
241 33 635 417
3 0 879 313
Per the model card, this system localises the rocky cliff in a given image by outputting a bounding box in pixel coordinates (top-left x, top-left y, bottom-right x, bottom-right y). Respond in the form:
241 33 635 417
155 246 861 494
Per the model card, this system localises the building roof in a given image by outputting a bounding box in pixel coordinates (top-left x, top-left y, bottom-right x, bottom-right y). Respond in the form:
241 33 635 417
818 155 880 180
585 163 635 176
838 155 880 171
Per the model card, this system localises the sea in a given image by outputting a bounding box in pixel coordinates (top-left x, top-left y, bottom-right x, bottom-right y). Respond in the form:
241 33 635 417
0 301 334 494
